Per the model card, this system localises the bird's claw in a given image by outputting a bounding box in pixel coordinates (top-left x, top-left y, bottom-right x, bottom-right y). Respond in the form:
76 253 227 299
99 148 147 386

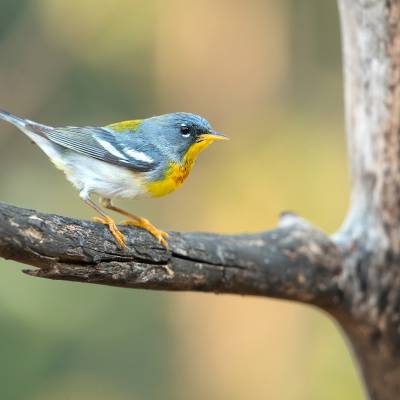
122 219 169 249
93 216 127 249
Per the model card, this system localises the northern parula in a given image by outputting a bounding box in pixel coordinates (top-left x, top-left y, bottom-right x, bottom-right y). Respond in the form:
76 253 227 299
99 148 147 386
0 110 227 249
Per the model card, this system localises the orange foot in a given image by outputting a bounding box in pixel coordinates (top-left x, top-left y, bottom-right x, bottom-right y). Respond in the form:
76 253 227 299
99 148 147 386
93 216 127 249
122 218 169 249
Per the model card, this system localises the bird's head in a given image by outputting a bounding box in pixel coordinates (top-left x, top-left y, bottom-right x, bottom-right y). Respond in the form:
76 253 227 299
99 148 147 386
140 112 228 163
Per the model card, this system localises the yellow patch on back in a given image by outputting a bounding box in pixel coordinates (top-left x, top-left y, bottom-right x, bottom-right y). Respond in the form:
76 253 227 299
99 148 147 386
106 119 143 133
146 139 213 197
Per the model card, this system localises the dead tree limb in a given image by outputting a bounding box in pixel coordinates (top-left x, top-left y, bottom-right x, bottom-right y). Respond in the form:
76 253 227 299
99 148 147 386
0 203 341 307
332 1 400 399
0 1 400 399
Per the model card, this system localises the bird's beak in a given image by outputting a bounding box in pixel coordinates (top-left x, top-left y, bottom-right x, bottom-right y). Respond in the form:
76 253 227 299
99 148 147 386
198 130 229 142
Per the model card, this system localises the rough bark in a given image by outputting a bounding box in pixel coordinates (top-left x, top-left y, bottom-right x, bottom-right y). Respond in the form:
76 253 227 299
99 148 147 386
334 1 400 399
0 1 399 399
0 202 341 307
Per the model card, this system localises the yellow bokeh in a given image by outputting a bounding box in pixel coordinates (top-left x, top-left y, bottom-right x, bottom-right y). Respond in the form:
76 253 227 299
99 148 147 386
0 1 362 399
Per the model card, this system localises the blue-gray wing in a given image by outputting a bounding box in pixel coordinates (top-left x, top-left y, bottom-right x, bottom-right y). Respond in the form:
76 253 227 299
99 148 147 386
26 124 159 172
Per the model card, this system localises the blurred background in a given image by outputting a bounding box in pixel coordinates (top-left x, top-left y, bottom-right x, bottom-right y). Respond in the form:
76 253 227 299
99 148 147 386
0 1 363 399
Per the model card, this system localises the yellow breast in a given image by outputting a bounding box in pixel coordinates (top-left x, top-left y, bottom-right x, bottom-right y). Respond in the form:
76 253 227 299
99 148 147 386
146 139 213 197
146 162 191 197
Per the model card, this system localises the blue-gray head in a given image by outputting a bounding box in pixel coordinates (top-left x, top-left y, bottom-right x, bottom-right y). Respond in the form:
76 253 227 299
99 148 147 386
139 112 227 161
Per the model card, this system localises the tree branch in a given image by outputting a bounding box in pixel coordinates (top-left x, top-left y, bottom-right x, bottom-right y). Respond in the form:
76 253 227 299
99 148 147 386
337 0 400 256
334 1 400 399
0 202 341 307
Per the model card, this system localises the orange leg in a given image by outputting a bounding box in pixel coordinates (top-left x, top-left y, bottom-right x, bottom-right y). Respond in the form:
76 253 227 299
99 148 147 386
101 198 169 249
83 197 127 249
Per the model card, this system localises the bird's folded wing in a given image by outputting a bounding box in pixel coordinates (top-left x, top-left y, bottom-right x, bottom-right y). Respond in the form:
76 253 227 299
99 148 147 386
26 124 158 172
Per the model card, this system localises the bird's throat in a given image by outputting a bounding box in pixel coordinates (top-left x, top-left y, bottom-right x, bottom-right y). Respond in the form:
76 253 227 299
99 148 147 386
146 139 213 197
184 139 213 164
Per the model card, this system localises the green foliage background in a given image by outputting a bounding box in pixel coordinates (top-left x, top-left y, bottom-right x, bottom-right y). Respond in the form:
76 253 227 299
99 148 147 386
0 1 363 399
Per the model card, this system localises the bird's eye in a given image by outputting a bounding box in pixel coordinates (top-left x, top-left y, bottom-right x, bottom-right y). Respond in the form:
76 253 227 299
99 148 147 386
180 123 191 137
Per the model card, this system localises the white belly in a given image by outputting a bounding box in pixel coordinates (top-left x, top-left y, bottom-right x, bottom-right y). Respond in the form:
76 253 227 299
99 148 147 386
63 152 147 199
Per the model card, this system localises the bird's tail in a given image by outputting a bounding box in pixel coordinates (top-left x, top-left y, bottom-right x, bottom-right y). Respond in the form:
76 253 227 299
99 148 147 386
0 109 28 128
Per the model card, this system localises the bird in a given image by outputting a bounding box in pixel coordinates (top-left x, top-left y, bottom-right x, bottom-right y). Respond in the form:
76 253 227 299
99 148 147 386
0 109 227 249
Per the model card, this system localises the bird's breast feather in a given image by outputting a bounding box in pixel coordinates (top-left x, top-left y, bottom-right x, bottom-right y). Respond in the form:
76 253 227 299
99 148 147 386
145 162 192 197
